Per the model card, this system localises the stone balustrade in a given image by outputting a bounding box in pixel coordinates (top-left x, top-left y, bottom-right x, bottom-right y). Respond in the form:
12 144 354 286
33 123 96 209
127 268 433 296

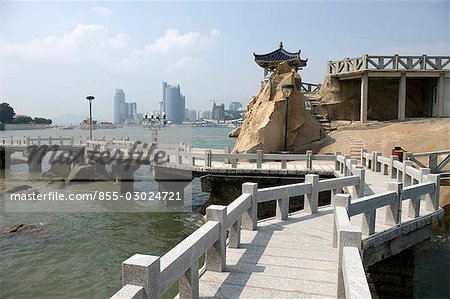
110 166 367 299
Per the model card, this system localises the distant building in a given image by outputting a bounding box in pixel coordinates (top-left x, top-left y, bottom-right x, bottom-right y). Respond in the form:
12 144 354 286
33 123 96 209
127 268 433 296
114 89 126 124
229 101 243 111
162 82 186 123
212 102 225 121
185 109 197 121
114 89 139 124
198 110 212 120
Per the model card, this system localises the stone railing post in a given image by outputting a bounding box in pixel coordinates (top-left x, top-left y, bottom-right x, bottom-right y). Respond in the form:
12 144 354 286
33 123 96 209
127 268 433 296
385 182 403 225
362 208 376 236
59 136 64 145
390 155 398 179
343 155 351 176
424 174 440 211
353 166 365 198
242 183 258 230
70 136 74 146
231 157 237 168
37 136 41 146
205 205 227 272
373 152 381 172
228 217 242 249
177 147 183 164
224 146 230 164
48 136 53 145
276 197 289 221
179 258 199 299
122 254 161 299
306 150 313 169
205 150 212 167
408 168 430 218
332 193 351 247
402 160 413 186
256 149 263 169
305 174 319 214
281 159 287 169
335 151 341 171
335 207 362 299
26 137 30 146
361 149 367 166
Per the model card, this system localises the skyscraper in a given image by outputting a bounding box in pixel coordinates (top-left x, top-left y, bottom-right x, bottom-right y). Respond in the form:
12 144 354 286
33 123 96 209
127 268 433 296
114 89 126 124
114 89 138 124
162 82 186 123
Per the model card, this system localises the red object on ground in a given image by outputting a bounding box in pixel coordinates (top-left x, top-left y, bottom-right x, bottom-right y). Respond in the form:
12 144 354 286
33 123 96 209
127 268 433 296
392 147 407 162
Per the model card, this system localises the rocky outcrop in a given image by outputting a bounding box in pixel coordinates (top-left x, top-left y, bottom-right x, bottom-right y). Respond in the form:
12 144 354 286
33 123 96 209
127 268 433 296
66 163 95 183
234 62 324 153
228 126 241 138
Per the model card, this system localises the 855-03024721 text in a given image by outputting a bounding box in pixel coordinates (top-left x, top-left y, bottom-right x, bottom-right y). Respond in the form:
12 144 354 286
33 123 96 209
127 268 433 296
8 191 182 201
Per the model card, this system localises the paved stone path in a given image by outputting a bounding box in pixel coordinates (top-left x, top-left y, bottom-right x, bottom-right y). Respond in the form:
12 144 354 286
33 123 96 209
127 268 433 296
197 165 396 298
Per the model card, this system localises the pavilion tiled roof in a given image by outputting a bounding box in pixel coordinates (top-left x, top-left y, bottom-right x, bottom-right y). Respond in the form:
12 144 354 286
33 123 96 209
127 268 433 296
254 42 307 69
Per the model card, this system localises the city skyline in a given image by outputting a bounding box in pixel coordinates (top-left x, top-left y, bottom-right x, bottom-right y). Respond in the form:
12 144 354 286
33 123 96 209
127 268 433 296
0 1 448 122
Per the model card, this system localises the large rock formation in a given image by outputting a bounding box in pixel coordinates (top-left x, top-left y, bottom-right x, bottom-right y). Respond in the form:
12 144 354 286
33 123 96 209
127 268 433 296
234 63 323 153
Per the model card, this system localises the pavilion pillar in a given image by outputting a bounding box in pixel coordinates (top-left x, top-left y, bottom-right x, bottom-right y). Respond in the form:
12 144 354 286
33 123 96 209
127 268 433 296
437 73 445 117
398 73 406 121
360 73 368 123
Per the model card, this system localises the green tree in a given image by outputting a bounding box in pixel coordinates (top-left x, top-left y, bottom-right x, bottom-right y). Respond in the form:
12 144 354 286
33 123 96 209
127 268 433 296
0 102 15 124
13 116 33 124
34 117 52 125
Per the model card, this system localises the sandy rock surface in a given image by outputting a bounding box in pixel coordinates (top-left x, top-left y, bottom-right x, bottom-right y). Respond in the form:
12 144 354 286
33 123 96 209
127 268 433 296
234 62 323 153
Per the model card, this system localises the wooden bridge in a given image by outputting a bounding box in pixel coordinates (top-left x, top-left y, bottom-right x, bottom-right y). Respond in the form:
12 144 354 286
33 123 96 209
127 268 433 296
110 150 444 299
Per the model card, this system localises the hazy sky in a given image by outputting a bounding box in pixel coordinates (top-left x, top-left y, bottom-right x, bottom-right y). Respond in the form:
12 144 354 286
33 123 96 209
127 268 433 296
0 1 448 123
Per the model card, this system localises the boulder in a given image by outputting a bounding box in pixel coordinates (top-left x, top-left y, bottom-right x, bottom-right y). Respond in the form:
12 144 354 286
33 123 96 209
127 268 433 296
2 224 24 234
228 126 241 138
6 185 33 193
66 163 95 183
48 155 72 178
234 62 324 153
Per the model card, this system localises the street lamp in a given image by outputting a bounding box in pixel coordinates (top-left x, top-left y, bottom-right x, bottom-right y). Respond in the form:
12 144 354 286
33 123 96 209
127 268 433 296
86 95 95 140
281 83 294 151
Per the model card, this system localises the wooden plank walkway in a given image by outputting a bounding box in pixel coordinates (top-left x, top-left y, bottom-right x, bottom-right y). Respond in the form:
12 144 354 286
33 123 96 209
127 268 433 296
197 166 397 298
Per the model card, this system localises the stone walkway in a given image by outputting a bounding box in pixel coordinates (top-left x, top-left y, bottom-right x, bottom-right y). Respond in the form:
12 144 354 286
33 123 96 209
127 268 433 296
197 166 396 298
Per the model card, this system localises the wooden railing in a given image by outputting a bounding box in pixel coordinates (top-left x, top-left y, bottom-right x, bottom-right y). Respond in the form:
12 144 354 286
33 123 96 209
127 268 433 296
110 166 366 299
327 54 450 75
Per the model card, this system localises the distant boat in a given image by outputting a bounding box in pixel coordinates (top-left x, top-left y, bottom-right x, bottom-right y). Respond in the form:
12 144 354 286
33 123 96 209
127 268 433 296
60 125 74 130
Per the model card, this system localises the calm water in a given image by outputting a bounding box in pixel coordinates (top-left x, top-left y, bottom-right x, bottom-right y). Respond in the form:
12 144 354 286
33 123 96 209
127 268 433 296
0 126 448 298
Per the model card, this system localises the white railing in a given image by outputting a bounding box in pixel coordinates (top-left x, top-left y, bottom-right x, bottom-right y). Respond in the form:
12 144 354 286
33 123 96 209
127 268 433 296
162 146 337 171
327 54 450 75
406 151 450 174
110 169 365 299
0 136 88 146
